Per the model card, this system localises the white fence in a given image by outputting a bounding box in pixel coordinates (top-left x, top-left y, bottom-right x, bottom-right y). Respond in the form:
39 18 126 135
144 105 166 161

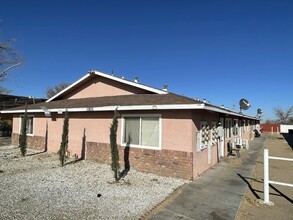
261 149 293 205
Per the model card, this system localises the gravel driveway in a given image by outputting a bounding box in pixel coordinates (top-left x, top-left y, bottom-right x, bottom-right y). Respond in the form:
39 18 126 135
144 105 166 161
0 145 188 220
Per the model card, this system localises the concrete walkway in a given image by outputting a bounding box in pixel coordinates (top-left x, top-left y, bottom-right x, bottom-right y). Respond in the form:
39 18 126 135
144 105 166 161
147 134 267 220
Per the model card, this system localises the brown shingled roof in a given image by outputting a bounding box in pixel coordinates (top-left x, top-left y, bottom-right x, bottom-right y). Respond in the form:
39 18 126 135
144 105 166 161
6 93 203 111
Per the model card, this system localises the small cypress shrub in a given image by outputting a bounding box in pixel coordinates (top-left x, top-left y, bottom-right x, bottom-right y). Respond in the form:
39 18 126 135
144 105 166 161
59 110 69 166
19 104 28 156
110 108 120 181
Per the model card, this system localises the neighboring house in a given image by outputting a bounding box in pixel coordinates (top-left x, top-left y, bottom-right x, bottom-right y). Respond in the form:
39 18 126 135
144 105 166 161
0 94 46 136
0 94 46 111
1 70 260 180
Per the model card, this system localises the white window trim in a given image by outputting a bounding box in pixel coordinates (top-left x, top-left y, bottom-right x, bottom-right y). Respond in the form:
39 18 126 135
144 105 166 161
19 115 34 136
121 114 162 150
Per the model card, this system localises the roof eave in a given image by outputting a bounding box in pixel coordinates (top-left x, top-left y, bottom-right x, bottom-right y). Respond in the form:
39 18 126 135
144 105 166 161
0 103 259 120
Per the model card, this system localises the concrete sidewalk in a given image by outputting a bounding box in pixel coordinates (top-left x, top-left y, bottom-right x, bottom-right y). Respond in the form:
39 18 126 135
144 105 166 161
147 134 267 220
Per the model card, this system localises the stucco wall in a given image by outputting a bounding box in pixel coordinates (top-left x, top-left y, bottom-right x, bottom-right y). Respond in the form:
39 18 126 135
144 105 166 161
61 76 151 99
11 110 194 156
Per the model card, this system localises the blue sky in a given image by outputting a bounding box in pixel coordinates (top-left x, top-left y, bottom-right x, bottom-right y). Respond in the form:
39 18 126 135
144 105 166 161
1 0 292 121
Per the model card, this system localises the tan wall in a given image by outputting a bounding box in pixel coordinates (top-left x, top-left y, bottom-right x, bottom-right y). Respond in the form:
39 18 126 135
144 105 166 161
161 110 193 152
61 76 151 99
12 116 20 134
12 110 194 156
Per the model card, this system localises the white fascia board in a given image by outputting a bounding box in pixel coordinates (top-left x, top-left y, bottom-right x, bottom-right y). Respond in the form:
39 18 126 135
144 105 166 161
52 104 204 112
0 109 44 114
0 104 203 114
1 103 258 120
46 73 91 102
93 71 168 94
203 106 258 120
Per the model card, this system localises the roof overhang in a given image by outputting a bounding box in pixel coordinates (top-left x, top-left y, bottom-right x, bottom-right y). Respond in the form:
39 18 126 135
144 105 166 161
0 103 259 120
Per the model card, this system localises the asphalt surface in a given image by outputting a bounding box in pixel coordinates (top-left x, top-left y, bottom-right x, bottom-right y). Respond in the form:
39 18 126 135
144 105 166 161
147 134 267 220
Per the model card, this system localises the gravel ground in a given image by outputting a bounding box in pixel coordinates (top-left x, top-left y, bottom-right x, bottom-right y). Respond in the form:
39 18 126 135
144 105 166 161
0 145 188 220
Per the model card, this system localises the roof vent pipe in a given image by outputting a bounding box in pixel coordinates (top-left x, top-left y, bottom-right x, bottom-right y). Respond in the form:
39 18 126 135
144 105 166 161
88 69 95 74
163 84 168 91
134 76 139 83
202 99 207 103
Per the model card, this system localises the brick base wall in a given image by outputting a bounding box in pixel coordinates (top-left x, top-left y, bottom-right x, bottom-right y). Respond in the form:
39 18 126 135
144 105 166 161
11 133 193 180
11 133 45 150
86 142 193 180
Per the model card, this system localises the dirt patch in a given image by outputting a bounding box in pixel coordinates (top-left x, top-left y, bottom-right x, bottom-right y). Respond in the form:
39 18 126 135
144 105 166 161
235 133 293 220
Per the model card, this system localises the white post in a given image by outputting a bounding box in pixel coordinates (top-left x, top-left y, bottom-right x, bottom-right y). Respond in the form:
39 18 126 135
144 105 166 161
277 127 279 134
263 149 269 203
271 126 273 134
261 149 274 205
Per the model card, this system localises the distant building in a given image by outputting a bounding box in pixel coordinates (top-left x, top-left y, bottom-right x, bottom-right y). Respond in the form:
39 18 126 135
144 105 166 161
0 94 46 111
0 94 46 136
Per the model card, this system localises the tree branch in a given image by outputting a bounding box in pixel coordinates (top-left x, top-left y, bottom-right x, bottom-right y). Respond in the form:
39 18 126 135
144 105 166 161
0 62 21 79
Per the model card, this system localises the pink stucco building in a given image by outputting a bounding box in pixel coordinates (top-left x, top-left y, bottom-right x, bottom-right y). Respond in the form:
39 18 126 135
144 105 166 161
1 70 260 180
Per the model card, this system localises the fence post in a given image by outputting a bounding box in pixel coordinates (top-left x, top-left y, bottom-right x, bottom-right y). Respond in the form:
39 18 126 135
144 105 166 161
263 149 269 203
261 149 274 205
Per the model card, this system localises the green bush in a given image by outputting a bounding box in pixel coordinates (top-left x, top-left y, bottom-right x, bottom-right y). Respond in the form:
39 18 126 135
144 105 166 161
59 110 69 166
19 105 28 156
110 108 120 181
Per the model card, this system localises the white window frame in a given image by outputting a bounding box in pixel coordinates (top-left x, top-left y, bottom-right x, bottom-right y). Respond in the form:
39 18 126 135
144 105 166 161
121 114 162 150
19 115 34 136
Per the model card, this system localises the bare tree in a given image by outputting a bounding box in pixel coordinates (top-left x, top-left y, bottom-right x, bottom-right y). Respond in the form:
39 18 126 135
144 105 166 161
46 82 71 98
0 40 21 81
274 106 293 124
0 86 11 94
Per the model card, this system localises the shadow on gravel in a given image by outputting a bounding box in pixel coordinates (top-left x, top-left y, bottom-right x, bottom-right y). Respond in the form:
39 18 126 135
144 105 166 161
237 174 286 200
237 174 261 199
26 151 46 157
269 183 293 204
281 133 293 150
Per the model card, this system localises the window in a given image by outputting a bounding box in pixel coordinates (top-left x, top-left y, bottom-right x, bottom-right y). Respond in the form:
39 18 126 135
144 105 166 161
20 115 34 135
122 115 161 149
